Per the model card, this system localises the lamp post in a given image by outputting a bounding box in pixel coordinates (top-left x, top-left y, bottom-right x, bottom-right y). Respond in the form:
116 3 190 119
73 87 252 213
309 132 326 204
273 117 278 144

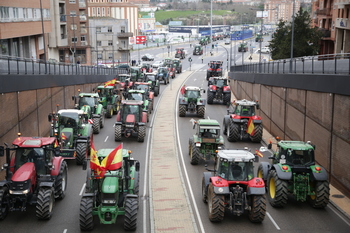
290 0 296 73
210 0 213 51
71 14 77 65
241 14 245 67
39 0 47 73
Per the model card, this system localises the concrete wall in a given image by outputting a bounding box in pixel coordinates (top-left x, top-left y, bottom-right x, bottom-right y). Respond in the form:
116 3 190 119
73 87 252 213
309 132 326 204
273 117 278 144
229 72 350 197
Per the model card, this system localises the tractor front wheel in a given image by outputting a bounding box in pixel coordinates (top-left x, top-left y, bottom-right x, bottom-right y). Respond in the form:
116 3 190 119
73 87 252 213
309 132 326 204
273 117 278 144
202 177 208 203
76 143 87 165
179 104 186 117
208 183 225 222
106 105 113 118
197 105 205 118
227 121 240 142
308 181 330 209
154 86 159 96
124 197 138 231
0 187 9 220
248 195 266 223
114 125 122 141
92 117 100 134
79 196 94 231
36 188 54 220
207 91 214 104
137 125 146 142
267 170 288 208
55 160 68 200
257 163 267 183
223 93 231 105
189 139 200 165
250 124 263 143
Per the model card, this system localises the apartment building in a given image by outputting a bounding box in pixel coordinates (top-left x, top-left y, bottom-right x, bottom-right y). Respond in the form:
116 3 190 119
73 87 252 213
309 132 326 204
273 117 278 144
264 0 301 25
0 0 51 60
312 0 350 55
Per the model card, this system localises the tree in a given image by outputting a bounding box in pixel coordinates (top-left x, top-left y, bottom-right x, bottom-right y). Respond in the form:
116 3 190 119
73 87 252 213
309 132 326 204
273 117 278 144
269 8 322 60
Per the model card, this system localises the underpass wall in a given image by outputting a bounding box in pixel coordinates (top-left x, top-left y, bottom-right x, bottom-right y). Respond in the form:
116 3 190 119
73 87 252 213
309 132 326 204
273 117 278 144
229 72 350 197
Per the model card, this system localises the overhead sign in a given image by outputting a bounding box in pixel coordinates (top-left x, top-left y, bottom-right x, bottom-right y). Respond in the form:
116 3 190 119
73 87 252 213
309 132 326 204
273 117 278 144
136 36 146 44
256 11 268 18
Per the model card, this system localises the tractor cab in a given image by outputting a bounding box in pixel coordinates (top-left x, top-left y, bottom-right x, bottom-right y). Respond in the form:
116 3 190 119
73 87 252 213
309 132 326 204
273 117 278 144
121 101 143 123
273 141 315 166
230 99 259 117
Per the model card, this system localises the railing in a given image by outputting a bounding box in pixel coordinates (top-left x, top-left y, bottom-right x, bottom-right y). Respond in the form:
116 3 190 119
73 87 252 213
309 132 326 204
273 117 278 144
0 56 129 75
233 53 350 75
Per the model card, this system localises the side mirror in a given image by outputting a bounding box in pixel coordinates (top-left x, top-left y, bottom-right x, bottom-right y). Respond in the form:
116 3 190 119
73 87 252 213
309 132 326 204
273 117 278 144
48 114 52 122
0 146 4 157
82 160 87 170
267 143 272 149
256 103 260 110
254 155 259 163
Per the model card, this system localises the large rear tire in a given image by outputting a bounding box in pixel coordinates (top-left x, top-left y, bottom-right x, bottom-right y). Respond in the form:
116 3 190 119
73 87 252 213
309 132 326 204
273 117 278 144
207 91 214 104
267 170 288 208
189 138 200 165
92 118 100 134
124 197 138 231
0 187 9 220
79 196 94 231
154 86 159 96
257 163 267 183
250 124 263 143
179 104 186 117
208 183 225 222
106 105 113 118
55 160 68 200
36 188 54 220
223 93 231 106
114 124 122 141
227 121 240 142
137 125 146 142
202 177 208 203
197 105 205 118
76 143 87 165
249 195 266 223
308 181 330 209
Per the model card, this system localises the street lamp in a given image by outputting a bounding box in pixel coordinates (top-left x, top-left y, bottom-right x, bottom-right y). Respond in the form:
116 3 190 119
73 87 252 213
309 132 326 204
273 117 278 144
39 0 47 73
290 0 296 73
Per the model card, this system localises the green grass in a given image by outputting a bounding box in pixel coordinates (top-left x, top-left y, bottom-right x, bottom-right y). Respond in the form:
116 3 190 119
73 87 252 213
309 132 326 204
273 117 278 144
140 10 236 22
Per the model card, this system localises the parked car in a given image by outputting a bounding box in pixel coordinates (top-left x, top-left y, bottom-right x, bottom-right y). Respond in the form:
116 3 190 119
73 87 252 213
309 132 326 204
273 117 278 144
141 54 154 61
224 39 230 45
258 47 270 53
152 60 163 68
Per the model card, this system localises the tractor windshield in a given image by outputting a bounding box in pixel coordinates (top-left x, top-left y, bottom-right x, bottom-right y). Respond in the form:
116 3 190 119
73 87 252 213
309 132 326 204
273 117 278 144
146 75 156 82
283 149 315 165
234 105 255 117
118 75 128 82
218 161 254 181
59 113 79 127
14 148 46 174
127 92 143 101
122 105 140 121
79 96 98 108
199 127 220 138
135 84 149 92
215 79 226 87
186 90 199 99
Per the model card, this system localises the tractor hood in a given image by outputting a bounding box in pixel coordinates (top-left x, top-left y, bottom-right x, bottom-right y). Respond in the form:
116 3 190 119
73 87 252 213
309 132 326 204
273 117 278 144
126 114 136 124
102 176 119 194
12 162 36 182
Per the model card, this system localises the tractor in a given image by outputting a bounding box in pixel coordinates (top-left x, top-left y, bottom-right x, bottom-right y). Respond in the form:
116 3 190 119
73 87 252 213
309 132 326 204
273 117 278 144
188 119 224 165
156 66 170 85
179 86 206 118
175 47 186 59
124 89 153 122
129 66 144 82
114 100 148 142
207 77 231 105
48 109 93 165
172 58 182 73
96 85 121 118
202 149 266 223
72 91 105 134
255 33 263 42
222 99 263 143
206 61 223 81
144 72 160 96
193 44 203 55
131 81 155 107
0 135 68 220
79 147 140 231
257 140 330 208
116 74 133 93
238 42 248 52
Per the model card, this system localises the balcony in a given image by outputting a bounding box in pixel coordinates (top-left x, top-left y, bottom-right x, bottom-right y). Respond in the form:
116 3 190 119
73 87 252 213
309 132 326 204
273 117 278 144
117 32 133 38
79 15 87 21
335 18 350 30
117 47 130 51
315 8 331 16
319 28 331 38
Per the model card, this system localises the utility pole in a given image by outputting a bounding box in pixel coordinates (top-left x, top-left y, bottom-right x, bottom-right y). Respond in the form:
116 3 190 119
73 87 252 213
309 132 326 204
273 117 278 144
290 0 296 73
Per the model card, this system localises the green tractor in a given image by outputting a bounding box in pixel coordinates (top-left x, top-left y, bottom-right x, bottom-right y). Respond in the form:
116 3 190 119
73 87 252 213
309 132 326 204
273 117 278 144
144 72 160 96
188 119 224 165
72 92 105 134
96 85 121 118
178 86 206 118
258 140 330 208
255 33 263 42
79 148 140 230
48 109 93 165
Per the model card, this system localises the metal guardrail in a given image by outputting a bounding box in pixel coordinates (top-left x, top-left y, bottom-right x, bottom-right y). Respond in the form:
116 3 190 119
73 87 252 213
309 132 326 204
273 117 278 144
0 56 129 75
233 53 350 75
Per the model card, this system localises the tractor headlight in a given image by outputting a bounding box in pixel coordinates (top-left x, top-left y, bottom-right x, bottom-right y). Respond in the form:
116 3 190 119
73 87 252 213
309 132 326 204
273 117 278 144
196 142 201 147
10 188 30 195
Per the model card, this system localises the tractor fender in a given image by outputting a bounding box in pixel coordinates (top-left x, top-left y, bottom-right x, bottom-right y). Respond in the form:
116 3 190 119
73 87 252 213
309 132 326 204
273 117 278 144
141 112 147 123
223 86 231 92
76 138 88 144
92 113 100 119
82 192 95 198
202 172 212 189
39 181 55 188
115 121 122 126
197 99 206 105
253 119 262 124
137 122 146 127
223 115 231 128
125 194 138 199
310 165 329 181
0 180 9 188
247 187 266 195
179 97 188 105
209 86 217 92
272 164 292 180
210 177 230 194
51 157 65 176
258 162 271 181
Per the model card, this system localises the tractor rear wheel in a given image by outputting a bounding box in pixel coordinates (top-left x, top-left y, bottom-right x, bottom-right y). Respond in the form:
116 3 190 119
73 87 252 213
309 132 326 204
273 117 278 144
134 171 140 196
223 93 230 106
79 196 94 231
0 187 9 220
36 188 54 220
92 117 100 134
207 91 214 104
114 124 122 141
154 86 159 96
202 177 208 203
137 125 146 142
248 195 266 223
124 197 138 231
189 139 200 165
55 160 68 200
257 163 267 183
106 105 113 118
76 143 87 165
250 124 263 142
208 183 225 222
267 170 288 208
227 121 240 142
197 105 205 118
179 104 186 117
100 114 105 128
308 181 330 209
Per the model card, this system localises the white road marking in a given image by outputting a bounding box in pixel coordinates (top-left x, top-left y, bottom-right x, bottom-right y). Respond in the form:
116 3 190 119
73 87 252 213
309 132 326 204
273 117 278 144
267 212 281 230
104 136 108 142
79 183 86 196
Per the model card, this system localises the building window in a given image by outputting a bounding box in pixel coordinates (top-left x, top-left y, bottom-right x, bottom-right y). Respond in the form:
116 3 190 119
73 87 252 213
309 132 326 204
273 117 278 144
72 37 78 43
70 11 76 16
69 0 76 3
97 41 101 46
97 53 102 59
81 35 86 42
97 7 100 16
102 7 105 16
108 40 113 46
108 27 112 32
108 53 113 59
96 27 101 33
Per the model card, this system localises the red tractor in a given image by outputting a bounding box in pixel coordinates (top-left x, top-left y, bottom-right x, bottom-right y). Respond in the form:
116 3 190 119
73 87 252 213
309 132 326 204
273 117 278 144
206 61 223 81
207 77 231 105
114 100 148 142
223 99 263 143
0 135 68 220
202 149 266 223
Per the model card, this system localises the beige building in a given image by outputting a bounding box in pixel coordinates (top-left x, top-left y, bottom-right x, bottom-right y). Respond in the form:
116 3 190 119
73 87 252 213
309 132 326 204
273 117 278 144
264 0 301 25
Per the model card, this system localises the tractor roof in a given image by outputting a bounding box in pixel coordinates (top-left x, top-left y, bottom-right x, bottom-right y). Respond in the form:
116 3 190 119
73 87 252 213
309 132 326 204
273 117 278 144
97 85 114 89
78 93 99 98
234 99 257 106
12 137 57 148
197 119 220 127
121 100 144 105
217 149 255 162
134 82 150 86
145 72 156 76
185 86 201 91
58 109 85 115
128 89 146 94
210 60 223 64
97 148 130 159
277 141 315 150
118 74 131 77
211 76 227 80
